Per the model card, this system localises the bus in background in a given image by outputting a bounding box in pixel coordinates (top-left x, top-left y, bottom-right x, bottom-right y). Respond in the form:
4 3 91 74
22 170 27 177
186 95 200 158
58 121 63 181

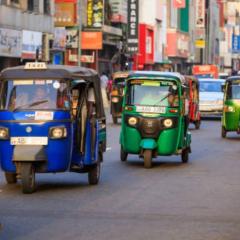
192 65 219 79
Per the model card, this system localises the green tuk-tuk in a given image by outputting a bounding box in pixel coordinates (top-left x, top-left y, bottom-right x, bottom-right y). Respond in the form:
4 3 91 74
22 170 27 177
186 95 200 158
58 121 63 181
110 72 129 124
120 71 191 168
222 76 240 138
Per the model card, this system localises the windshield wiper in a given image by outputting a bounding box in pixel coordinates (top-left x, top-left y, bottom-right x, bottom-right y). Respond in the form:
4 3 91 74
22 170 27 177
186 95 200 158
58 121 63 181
13 100 49 111
152 93 170 106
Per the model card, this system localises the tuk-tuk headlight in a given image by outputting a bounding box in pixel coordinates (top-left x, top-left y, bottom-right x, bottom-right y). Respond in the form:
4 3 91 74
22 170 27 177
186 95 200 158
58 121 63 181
49 127 67 139
128 117 138 126
224 105 235 112
163 119 173 128
0 127 9 139
111 97 119 103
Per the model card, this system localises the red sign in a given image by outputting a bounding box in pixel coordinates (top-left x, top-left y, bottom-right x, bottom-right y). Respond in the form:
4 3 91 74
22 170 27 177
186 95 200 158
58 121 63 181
192 65 219 78
81 32 103 50
173 0 186 8
135 24 154 68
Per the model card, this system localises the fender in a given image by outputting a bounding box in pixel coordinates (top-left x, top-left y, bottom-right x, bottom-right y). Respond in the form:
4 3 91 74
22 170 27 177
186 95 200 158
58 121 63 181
140 139 157 150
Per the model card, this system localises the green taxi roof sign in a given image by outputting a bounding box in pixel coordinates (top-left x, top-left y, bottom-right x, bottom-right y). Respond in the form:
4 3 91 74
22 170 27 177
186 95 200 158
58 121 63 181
24 62 47 70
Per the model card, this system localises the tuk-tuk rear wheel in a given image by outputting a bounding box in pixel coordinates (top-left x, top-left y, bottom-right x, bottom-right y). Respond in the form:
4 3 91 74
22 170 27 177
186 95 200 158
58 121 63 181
21 163 36 194
221 127 227 138
120 146 128 162
88 161 101 185
143 150 152 169
5 172 17 184
181 149 189 163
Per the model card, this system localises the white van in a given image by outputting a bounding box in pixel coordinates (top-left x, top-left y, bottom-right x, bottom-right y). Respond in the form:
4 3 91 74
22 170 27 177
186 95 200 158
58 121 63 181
199 78 225 115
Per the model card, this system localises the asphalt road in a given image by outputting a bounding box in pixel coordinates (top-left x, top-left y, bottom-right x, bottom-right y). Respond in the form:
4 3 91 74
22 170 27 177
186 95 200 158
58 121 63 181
0 115 240 240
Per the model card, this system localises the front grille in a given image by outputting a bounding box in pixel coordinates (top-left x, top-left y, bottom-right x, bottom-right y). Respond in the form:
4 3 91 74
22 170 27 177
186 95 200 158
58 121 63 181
142 119 159 135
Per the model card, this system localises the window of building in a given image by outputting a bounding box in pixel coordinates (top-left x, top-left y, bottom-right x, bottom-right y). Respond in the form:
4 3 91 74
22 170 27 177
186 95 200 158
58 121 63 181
43 0 50 15
27 0 34 11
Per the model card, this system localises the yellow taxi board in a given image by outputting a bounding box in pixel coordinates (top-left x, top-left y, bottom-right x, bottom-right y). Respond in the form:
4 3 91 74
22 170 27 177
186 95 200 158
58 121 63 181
24 62 47 70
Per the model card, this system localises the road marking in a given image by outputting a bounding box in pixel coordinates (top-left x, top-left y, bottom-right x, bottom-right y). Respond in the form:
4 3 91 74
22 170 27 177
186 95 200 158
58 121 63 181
106 147 111 151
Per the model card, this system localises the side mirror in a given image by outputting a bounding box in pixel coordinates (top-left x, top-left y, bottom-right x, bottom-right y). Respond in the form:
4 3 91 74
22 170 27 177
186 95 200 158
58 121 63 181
221 84 225 92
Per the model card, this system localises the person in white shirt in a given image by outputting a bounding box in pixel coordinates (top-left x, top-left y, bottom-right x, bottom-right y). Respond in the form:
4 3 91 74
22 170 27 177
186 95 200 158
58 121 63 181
100 72 109 108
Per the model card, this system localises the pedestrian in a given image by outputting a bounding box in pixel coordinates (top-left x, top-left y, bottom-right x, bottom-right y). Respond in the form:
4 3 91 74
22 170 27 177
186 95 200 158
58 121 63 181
100 72 109 108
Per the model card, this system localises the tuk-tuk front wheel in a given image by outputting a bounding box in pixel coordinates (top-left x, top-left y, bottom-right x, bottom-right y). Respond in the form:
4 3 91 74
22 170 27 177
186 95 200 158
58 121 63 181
20 163 36 194
221 127 227 138
5 172 17 184
181 148 189 163
120 146 128 162
88 161 101 185
143 150 152 168
195 120 201 130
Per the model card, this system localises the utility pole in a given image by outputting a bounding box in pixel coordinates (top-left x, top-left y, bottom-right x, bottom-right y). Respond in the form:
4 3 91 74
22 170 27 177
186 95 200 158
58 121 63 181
77 0 82 66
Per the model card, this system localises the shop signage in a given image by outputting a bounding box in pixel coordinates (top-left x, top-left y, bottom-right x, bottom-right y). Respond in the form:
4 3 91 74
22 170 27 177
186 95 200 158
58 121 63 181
22 30 42 59
81 32 103 50
195 0 205 28
66 29 78 48
232 34 240 53
109 0 128 24
195 39 205 48
54 2 76 27
0 28 22 57
173 0 185 9
87 0 104 28
127 0 139 53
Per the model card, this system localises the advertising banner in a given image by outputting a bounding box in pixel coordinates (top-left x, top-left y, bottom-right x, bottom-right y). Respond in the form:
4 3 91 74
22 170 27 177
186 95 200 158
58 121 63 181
127 0 139 53
0 28 22 57
195 0 205 28
53 27 67 51
22 30 42 59
87 0 104 28
109 0 127 23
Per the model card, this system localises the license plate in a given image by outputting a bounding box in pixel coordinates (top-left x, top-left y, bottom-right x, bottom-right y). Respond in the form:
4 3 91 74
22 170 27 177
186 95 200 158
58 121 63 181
136 106 166 114
10 137 48 145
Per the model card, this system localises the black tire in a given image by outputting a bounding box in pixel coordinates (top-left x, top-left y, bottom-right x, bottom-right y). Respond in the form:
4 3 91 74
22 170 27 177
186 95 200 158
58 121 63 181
120 146 128 162
221 126 227 138
88 162 101 185
5 172 17 184
20 163 36 194
195 120 201 130
181 148 189 163
143 150 152 168
112 116 118 124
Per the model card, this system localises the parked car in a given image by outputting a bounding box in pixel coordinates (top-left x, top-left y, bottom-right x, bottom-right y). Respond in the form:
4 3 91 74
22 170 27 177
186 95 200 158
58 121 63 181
199 78 225 116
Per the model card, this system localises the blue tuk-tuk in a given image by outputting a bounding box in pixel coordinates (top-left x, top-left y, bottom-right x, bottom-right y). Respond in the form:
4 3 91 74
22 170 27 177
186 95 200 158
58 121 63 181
0 62 106 193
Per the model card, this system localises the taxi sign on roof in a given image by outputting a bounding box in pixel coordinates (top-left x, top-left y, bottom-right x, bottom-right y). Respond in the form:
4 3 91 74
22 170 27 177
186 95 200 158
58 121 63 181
24 62 47 70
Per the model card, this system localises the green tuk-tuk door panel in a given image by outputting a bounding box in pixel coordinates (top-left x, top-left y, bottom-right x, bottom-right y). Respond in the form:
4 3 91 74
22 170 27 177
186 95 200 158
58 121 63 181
223 101 240 131
121 126 141 154
157 128 179 155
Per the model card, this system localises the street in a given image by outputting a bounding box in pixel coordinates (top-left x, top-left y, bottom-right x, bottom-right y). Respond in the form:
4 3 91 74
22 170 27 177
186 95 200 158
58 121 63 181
0 115 240 240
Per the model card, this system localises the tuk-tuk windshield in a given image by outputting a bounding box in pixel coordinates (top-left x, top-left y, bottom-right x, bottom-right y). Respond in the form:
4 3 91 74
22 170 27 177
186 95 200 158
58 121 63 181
0 79 70 111
127 79 179 107
227 82 240 99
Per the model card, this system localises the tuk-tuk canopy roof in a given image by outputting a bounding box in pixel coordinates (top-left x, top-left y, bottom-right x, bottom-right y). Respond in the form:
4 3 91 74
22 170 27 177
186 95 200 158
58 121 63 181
226 76 240 83
0 64 98 81
0 64 105 118
127 71 185 84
